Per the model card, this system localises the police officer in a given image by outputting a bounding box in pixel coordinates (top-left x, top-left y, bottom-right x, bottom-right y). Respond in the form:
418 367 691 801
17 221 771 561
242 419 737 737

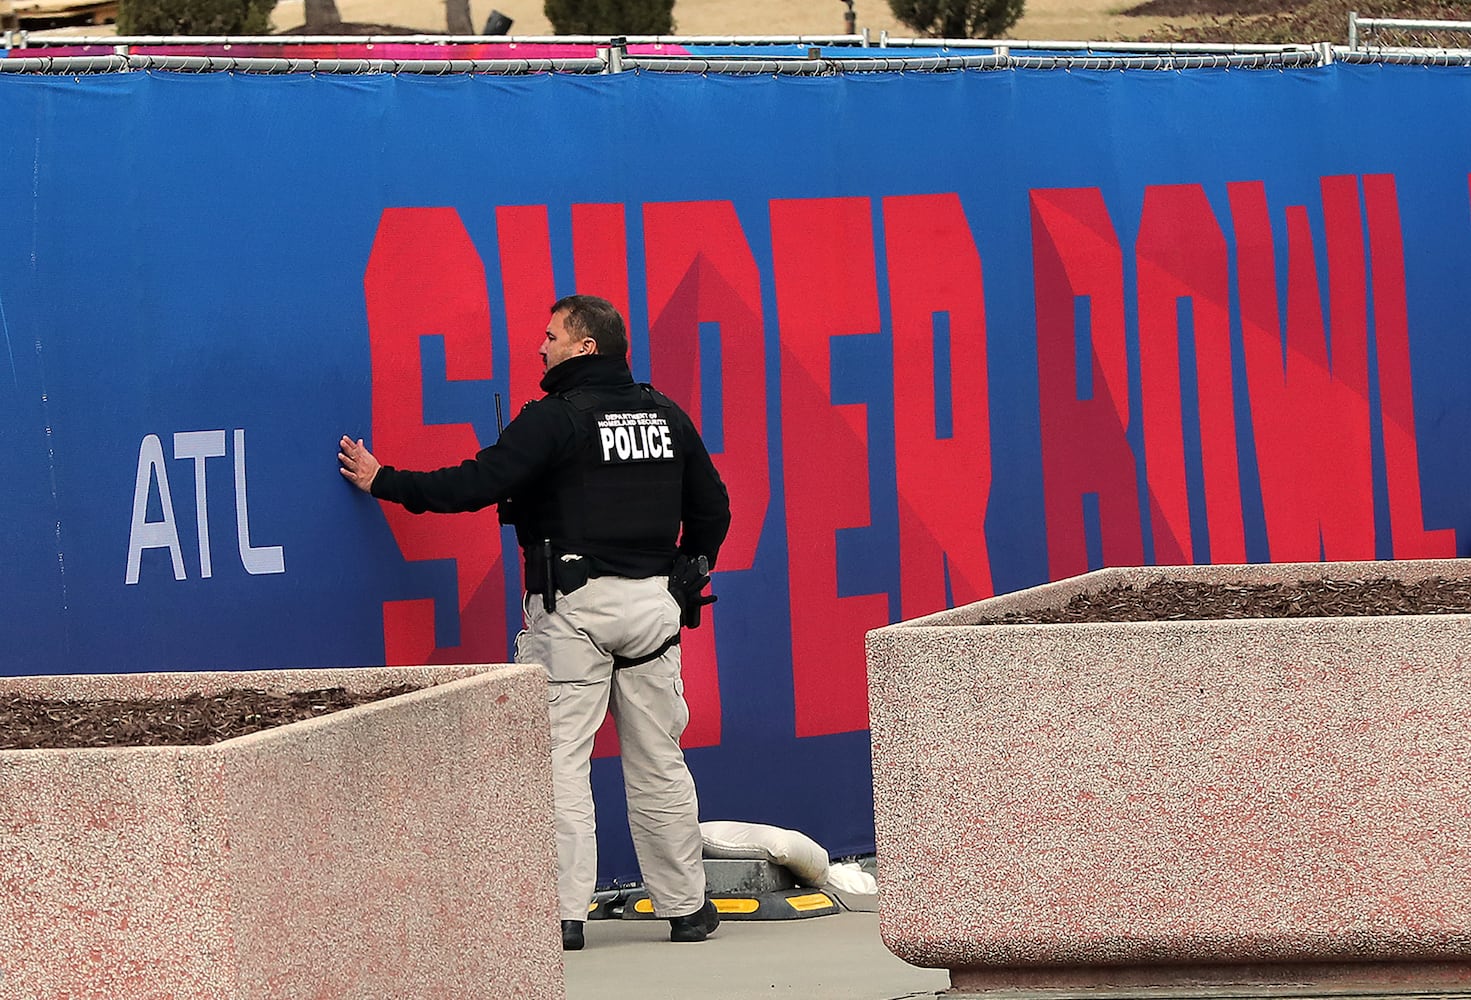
338 294 730 952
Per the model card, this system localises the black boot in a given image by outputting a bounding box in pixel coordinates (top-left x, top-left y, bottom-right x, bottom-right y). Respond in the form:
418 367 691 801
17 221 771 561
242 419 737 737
561 919 584 951
668 900 720 942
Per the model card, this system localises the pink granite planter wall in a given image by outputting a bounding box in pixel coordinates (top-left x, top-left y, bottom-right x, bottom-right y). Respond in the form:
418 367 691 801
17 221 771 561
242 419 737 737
866 558 1471 994
0 663 564 1000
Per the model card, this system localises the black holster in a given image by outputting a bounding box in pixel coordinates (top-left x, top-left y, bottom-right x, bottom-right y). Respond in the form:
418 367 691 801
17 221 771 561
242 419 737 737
528 541 592 613
669 553 717 629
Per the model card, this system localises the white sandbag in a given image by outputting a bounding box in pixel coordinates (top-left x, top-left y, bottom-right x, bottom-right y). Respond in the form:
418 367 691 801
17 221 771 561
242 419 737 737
824 861 876 895
823 861 879 912
700 820 831 886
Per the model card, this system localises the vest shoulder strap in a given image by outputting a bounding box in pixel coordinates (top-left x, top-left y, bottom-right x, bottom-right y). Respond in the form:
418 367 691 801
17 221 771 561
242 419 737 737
640 384 675 409
555 387 595 411
557 384 676 413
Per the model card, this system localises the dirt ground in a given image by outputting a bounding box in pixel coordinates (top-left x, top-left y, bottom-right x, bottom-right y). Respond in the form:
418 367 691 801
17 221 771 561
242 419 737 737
266 0 1185 45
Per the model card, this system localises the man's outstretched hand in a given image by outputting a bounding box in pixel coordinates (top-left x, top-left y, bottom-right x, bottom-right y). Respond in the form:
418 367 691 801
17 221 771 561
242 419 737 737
338 435 381 493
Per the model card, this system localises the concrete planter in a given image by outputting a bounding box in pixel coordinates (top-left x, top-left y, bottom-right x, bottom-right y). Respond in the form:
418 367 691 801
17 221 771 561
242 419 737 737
866 558 1471 995
0 663 564 1000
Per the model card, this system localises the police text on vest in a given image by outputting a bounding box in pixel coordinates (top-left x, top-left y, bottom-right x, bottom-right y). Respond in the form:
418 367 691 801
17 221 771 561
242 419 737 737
597 411 676 462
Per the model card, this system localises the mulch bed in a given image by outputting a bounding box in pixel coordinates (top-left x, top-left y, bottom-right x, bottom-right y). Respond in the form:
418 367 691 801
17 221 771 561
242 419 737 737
1119 0 1287 18
979 576 1471 625
2 684 421 752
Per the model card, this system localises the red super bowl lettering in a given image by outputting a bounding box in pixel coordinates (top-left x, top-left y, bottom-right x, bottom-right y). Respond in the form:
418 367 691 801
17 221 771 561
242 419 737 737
363 207 507 666
362 181 1451 746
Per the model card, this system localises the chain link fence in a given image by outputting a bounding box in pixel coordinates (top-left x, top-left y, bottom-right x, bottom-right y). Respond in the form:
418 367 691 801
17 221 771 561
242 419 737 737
0 48 1334 74
4 18 1471 73
1348 12 1471 51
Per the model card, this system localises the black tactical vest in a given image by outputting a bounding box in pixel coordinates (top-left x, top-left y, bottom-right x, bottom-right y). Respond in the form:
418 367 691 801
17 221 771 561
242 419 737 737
516 383 685 587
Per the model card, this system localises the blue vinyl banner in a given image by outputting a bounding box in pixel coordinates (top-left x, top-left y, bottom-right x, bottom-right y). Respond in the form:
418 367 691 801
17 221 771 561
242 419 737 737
2 65 1469 881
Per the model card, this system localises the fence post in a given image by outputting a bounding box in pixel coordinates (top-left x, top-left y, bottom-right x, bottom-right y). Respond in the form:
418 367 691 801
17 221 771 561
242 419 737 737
602 35 626 73
1348 11 1359 50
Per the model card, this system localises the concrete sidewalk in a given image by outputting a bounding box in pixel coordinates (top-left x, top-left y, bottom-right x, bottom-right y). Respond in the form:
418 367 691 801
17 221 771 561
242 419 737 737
562 909 950 1000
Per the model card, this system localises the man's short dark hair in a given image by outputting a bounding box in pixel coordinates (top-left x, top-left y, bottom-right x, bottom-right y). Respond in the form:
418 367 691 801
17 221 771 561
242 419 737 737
551 295 628 358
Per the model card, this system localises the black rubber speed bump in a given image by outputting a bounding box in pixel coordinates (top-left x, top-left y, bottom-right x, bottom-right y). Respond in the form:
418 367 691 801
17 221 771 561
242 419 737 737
619 859 840 921
586 888 629 920
621 887 840 920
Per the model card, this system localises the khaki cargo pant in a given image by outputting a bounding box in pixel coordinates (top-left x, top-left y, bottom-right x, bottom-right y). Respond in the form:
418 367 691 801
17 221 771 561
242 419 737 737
516 574 706 922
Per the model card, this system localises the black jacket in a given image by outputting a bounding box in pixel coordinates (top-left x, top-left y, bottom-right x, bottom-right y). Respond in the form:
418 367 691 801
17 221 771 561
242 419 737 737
371 354 731 581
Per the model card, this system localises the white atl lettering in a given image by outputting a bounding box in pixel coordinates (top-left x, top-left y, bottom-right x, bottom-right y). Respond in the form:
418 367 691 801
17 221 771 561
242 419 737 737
125 428 285 584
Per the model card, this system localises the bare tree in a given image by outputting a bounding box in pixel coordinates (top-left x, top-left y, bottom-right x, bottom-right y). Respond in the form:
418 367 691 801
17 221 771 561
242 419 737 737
446 0 472 32
303 0 341 30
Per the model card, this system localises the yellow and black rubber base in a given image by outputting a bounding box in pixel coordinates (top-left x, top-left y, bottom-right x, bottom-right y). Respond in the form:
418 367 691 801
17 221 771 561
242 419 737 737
619 887 840 921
